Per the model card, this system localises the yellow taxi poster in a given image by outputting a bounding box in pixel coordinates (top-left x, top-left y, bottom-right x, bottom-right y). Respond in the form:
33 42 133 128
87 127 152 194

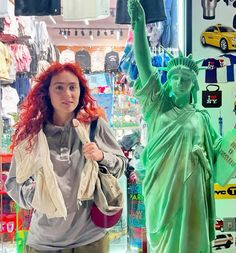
214 184 236 199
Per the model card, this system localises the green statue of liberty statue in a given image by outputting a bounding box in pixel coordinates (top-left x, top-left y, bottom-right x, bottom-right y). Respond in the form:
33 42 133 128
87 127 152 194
127 0 236 252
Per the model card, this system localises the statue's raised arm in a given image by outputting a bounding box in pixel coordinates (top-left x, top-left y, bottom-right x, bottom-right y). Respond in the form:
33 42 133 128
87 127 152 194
127 0 155 85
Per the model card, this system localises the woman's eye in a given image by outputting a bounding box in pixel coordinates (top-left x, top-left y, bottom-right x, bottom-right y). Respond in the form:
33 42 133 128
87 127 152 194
69 86 75 91
56 86 63 90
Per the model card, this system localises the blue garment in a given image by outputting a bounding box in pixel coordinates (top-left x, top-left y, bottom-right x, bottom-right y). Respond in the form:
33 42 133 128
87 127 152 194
151 52 170 84
10 76 31 103
161 0 178 48
119 44 139 80
202 58 221 83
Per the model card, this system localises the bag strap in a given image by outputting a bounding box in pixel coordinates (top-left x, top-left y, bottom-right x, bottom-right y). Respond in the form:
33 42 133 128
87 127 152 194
89 118 98 142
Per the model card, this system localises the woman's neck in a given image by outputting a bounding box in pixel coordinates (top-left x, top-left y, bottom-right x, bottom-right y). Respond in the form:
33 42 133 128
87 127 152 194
52 113 74 126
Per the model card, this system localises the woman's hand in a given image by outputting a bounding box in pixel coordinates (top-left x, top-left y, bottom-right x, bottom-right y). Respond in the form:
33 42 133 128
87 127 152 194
127 0 145 30
83 142 104 161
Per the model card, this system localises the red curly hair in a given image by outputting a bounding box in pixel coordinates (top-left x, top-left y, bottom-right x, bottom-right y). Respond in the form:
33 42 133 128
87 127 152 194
11 62 106 150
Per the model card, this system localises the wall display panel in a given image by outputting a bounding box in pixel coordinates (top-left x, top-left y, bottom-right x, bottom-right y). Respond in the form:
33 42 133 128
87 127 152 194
191 1 236 252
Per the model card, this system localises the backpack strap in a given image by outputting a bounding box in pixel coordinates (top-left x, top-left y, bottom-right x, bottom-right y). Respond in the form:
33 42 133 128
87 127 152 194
89 118 98 142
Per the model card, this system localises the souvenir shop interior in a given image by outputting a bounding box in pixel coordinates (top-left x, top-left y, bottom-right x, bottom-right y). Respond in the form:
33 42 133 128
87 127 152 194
1 0 236 253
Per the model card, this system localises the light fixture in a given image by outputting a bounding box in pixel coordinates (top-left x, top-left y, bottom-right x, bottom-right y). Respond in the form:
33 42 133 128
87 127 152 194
84 19 89 25
57 27 128 38
116 30 120 41
89 30 94 40
49 15 56 24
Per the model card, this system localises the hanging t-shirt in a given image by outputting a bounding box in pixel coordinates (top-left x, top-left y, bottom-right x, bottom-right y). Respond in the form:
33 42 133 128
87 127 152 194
14 0 61 16
202 58 221 83
0 41 10 81
0 0 9 17
104 51 119 72
75 50 91 73
115 0 166 24
1 86 19 116
60 49 75 64
216 56 230 83
220 53 236 82
62 0 109 21
91 50 105 72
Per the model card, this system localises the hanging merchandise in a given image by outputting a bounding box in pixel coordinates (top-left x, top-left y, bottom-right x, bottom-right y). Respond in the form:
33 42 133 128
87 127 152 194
118 44 138 81
91 49 105 72
151 51 171 84
104 50 120 73
202 57 221 83
0 18 4 32
217 56 231 83
11 74 31 104
115 0 166 24
75 49 91 73
93 93 113 125
202 84 222 108
0 0 9 17
219 53 236 82
62 0 110 21
0 41 10 81
59 48 75 64
14 0 61 16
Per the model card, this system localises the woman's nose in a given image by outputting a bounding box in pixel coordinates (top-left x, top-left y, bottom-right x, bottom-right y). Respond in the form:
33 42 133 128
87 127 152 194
64 88 72 97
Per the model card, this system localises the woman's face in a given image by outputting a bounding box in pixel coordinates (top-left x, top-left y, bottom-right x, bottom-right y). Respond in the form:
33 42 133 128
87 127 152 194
49 70 80 120
169 69 193 98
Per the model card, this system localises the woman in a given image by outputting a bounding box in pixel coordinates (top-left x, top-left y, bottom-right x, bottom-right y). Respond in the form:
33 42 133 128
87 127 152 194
127 0 236 252
5 62 127 253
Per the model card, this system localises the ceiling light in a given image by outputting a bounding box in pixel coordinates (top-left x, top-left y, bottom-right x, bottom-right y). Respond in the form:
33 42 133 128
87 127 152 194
89 30 93 40
84 19 89 25
116 30 120 40
49 15 56 24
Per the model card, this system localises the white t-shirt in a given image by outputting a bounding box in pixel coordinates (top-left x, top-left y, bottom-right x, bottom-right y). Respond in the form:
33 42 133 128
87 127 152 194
216 56 231 83
62 0 110 21
60 49 75 64
2 86 19 116
91 50 105 72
